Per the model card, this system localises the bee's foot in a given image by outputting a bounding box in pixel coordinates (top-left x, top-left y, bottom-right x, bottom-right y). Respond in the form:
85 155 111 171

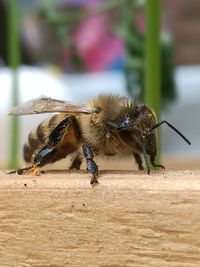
16 168 24 175
28 165 41 176
8 168 24 175
138 165 144 171
90 176 99 186
152 163 165 170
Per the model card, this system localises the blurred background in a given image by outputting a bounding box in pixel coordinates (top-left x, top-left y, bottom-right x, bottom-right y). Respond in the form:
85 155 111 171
0 0 199 170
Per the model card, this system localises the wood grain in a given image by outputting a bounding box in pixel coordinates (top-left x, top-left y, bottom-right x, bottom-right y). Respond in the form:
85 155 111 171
0 169 200 267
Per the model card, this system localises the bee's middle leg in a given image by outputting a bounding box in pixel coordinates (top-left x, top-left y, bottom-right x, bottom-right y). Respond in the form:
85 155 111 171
69 152 83 170
82 144 99 185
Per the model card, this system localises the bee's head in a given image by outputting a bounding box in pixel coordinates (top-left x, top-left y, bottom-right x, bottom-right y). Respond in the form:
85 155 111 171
105 102 191 156
105 104 157 156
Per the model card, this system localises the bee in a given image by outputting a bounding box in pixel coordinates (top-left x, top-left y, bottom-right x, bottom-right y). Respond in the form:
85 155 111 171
8 95 191 185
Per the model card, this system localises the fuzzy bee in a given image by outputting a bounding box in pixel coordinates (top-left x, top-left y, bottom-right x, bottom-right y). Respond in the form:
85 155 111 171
9 95 191 184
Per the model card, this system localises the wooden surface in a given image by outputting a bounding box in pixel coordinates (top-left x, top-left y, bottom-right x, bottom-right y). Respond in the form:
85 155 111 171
0 169 200 266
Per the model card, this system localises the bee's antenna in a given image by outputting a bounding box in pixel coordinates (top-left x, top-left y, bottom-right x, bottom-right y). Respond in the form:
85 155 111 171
152 120 191 145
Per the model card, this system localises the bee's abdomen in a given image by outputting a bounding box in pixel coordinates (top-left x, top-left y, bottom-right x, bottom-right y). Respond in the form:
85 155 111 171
23 114 66 163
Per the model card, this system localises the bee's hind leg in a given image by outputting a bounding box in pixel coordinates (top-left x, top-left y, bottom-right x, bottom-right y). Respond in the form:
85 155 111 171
8 167 29 175
9 145 58 176
82 144 99 185
8 164 41 176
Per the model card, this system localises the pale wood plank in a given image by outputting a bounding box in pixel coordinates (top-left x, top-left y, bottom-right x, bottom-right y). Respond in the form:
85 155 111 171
0 170 200 267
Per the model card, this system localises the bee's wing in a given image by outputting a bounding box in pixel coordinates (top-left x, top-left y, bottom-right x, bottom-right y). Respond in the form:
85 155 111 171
8 96 92 115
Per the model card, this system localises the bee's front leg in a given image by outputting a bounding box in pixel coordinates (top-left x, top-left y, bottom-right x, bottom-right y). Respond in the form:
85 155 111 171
82 144 99 185
150 155 165 170
132 152 144 171
141 144 151 175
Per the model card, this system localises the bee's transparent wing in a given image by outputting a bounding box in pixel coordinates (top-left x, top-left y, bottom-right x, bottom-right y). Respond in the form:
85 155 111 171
8 96 92 115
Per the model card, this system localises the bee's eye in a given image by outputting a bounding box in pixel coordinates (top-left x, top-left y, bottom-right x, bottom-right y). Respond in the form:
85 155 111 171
94 107 102 114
